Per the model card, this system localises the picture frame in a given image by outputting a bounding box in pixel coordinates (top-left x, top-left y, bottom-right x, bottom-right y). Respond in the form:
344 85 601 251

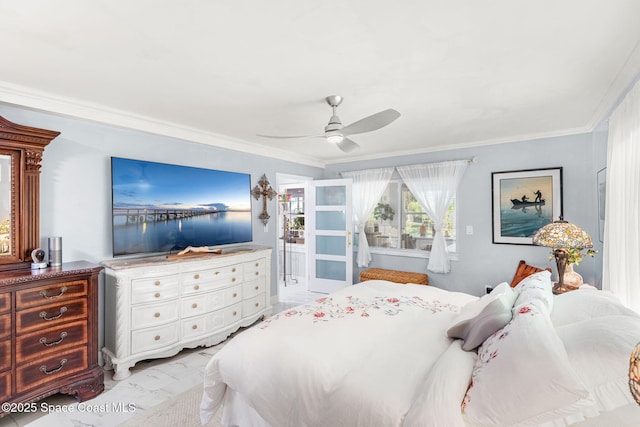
492 167 563 245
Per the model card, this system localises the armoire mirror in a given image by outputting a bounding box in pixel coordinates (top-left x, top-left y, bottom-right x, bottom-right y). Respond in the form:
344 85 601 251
0 115 59 271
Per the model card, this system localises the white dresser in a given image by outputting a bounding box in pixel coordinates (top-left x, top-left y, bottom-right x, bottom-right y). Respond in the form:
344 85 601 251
101 246 271 380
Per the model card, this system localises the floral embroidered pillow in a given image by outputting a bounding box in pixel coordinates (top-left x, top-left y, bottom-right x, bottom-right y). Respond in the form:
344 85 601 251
462 300 592 426
514 269 553 311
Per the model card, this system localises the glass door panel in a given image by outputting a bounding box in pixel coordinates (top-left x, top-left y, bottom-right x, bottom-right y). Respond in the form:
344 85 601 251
316 210 346 230
315 259 347 281
308 179 352 294
316 235 346 256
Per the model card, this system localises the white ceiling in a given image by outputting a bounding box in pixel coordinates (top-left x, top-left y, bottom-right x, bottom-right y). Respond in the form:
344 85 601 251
2 1 640 167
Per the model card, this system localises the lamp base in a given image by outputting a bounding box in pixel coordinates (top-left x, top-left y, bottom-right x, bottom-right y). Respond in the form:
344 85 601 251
552 282 580 295
563 263 584 288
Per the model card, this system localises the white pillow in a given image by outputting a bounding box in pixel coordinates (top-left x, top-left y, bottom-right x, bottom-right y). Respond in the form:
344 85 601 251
462 299 593 426
556 314 640 412
447 282 517 351
551 289 640 327
514 270 553 311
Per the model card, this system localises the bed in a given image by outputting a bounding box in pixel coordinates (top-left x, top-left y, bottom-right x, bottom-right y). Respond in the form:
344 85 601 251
200 267 640 427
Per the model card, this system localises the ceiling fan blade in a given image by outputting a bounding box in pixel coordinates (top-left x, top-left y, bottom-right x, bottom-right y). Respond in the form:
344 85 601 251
256 134 324 139
256 134 322 139
341 109 401 136
336 137 359 153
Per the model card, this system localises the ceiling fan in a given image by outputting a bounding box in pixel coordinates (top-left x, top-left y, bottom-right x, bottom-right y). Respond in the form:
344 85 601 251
257 95 401 153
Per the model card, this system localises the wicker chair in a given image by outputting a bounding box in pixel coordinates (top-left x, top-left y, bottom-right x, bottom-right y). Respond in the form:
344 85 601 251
631 342 640 405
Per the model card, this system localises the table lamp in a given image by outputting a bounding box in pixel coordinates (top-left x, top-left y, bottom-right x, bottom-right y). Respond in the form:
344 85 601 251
631 342 640 405
532 218 593 294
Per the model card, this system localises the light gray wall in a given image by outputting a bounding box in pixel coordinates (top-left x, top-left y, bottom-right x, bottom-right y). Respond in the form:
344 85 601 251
0 103 324 298
325 132 605 296
0 102 607 307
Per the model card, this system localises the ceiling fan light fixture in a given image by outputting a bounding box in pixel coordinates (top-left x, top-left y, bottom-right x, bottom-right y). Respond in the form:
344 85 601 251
326 134 344 144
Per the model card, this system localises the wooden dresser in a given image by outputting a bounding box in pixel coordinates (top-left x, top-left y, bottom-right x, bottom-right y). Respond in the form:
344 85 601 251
0 262 104 414
102 246 271 380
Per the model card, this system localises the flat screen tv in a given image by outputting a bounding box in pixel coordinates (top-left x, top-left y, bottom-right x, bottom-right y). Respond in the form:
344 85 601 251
111 157 252 257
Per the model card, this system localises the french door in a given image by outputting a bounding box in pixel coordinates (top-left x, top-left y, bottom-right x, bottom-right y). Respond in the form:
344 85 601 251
307 179 353 293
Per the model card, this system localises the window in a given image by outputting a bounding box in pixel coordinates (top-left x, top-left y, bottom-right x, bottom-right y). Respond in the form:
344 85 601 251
362 180 456 254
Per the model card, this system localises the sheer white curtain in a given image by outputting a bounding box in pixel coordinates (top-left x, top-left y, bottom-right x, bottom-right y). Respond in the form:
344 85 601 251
341 167 394 267
397 160 468 273
603 79 640 312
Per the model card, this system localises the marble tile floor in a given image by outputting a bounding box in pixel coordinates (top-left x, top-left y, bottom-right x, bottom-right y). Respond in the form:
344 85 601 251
278 279 324 305
1 296 318 427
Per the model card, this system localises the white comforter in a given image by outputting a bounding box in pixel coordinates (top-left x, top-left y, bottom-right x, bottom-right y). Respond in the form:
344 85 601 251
201 280 477 427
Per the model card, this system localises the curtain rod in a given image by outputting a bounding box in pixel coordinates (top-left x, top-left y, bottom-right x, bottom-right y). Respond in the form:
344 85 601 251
340 157 477 176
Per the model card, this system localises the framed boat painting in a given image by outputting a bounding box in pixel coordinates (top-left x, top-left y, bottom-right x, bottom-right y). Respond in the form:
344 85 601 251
491 167 563 245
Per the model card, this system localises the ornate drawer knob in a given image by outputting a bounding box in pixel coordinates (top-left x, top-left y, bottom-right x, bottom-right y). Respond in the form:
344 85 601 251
194 274 200 279
233 293 238 298
214 271 220 275
40 358 67 375
154 280 161 286
192 303 198 308
192 324 198 330
40 286 68 300
232 268 236 272
255 285 259 290
39 331 68 347
255 272 259 276
194 285 200 290
154 335 160 341
154 312 160 318
255 302 259 307
39 306 67 321
255 262 259 267
233 311 237 316
232 278 236 282
154 292 161 298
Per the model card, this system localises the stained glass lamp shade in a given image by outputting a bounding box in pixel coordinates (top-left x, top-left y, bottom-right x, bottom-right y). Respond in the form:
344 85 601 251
532 219 593 293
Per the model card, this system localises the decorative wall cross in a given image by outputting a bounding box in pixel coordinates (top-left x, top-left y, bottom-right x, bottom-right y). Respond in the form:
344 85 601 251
251 174 277 226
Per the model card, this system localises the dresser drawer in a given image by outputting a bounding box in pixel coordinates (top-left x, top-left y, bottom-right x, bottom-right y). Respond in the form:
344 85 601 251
0 371 10 403
243 294 266 317
181 315 207 339
243 259 266 281
0 340 10 371
224 302 242 325
224 285 242 306
131 275 179 303
16 279 87 308
131 323 179 354
181 294 207 318
0 313 10 339
243 277 266 299
16 298 87 333
16 320 87 362
181 264 244 294
16 346 88 394
131 300 179 330
205 308 225 331
131 284 179 305
205 285 242 313
181 284 242 319
0 292 9 314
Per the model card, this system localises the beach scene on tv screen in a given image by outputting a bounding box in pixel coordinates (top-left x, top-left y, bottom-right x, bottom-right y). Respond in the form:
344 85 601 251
111 157 252 256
